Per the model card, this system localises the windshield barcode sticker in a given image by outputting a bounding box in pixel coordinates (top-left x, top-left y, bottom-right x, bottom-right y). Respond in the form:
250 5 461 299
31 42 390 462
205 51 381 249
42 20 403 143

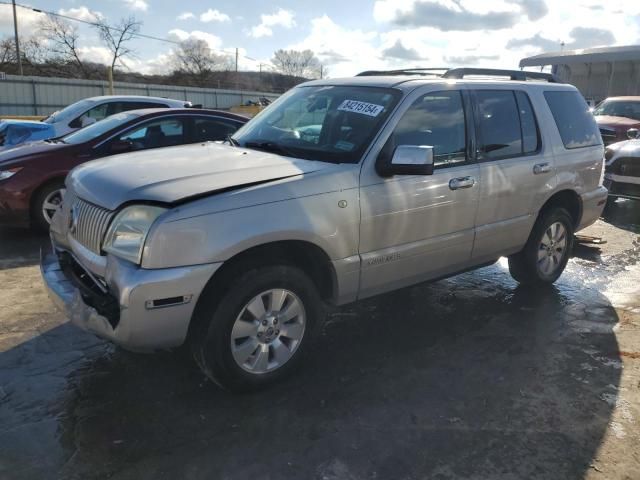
337 100 385 117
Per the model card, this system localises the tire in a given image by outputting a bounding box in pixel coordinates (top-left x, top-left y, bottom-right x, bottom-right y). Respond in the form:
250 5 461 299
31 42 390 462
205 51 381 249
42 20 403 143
31 181 66 232
191 265 323 392
508 207 574 286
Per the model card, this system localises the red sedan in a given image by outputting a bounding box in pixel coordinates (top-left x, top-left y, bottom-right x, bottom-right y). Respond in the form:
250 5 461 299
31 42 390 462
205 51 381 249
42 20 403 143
0 109 247 230
593 96 640 145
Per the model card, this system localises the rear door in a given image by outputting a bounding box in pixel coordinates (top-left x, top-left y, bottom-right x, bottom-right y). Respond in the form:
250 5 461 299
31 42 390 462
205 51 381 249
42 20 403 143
470 87 554 262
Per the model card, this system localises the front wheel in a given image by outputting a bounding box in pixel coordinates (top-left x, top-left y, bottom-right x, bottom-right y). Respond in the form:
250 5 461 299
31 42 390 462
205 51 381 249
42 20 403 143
508 208 574 285
32 182 66 232
191 265 322 392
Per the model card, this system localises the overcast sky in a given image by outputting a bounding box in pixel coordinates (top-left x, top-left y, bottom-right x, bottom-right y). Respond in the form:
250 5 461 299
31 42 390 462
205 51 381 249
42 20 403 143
1 0 638 77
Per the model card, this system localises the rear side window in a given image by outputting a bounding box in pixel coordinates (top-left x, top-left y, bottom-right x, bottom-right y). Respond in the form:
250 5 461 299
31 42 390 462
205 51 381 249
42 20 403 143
111 102 167 114
192 117 242 142
475 90 522 160
475 90 541 160
544 91 601 149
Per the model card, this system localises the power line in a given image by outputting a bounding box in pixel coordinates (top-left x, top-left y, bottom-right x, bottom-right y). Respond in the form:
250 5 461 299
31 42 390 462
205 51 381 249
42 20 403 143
0 1 271 67
1 1 182 45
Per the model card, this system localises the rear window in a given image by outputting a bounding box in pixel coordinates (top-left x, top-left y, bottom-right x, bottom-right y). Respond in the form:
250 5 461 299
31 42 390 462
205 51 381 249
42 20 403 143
544 91 601 149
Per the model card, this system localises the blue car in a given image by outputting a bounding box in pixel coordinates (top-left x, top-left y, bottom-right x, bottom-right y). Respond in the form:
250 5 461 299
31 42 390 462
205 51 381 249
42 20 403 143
0 120 56 151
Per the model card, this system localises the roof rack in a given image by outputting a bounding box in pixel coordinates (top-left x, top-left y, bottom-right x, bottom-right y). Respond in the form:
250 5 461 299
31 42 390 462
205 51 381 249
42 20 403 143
442 68 559 82
356 68 448 77
355 67 560 83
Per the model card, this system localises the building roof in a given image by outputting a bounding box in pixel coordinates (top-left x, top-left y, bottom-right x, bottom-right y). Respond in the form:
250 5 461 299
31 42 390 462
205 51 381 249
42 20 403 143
519 45 640 67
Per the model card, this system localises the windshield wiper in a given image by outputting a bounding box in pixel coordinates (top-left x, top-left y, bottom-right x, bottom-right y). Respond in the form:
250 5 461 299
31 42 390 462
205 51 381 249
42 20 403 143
226 135 239 146
244 141 297 158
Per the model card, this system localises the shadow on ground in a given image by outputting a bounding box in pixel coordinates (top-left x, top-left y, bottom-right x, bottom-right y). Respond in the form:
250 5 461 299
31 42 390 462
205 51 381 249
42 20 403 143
0 260 623 480
602 198 640 234
0 227 49 271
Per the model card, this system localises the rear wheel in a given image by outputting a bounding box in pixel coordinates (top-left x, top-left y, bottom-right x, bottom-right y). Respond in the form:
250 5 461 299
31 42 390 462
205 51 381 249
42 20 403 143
32 181 66 232
191 265 322 392
508 207 574 285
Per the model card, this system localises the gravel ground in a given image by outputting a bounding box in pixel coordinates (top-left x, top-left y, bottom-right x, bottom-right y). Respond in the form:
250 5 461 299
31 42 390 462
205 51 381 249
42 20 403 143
0 199 639 480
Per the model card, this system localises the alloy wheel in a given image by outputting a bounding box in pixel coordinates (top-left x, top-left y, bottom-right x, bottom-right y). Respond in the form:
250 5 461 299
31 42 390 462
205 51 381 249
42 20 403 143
230 288 306 374
537 221 567 276
41 188 66 225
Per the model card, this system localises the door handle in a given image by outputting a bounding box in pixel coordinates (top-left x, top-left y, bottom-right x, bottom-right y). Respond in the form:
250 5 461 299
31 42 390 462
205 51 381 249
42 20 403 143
449 176 475 190
533 163 551 174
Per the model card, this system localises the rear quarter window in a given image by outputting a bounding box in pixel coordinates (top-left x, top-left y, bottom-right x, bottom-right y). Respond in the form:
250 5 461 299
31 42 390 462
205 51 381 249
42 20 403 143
544 90 601 149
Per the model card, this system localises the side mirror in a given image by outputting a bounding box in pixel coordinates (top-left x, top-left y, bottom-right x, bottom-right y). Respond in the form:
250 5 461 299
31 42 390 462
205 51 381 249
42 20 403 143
109 139 133 154
377 145 435 176
627 128 640 140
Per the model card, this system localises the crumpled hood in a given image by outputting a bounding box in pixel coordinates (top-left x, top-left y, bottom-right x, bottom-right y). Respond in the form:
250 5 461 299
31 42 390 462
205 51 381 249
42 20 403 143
69 142 331 210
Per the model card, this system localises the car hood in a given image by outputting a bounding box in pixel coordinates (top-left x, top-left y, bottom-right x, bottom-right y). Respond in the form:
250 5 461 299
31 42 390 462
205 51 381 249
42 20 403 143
69 142 332 210
0 141 66 165
595 115 640 128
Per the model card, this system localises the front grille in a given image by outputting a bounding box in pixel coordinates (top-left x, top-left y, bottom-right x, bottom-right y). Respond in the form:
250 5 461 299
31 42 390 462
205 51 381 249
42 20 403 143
607 157 640 177
67 194 114 255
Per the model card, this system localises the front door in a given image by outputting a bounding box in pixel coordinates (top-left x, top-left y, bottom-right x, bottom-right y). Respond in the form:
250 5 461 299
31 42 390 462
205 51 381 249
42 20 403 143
358 88 480 299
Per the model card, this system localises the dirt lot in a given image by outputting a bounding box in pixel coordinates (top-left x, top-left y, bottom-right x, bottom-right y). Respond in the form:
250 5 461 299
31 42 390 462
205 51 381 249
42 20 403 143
0 201 639 480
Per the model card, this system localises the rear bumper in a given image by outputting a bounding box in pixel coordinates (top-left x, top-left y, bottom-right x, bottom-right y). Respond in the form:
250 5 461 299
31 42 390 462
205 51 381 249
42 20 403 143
41 245 221 351
577 186 608 231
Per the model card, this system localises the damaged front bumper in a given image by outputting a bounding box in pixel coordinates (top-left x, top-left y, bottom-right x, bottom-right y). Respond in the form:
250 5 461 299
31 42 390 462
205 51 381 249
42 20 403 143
41 244 221 351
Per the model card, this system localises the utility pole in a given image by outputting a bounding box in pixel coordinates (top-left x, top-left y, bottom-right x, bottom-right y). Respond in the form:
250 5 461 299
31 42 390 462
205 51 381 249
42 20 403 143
320 64 323 79
12 0 23 76
235 47 239 91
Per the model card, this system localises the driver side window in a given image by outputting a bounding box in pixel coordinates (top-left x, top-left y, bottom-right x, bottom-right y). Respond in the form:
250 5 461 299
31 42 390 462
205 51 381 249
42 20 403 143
386 90 467 168
115 118 185 151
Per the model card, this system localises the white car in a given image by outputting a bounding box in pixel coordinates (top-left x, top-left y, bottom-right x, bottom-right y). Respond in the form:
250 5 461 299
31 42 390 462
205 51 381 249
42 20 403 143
3 96 191 149
604 133 640 201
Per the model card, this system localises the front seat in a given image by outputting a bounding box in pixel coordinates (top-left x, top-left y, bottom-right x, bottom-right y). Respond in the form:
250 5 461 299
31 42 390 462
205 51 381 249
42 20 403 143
144 125 166 148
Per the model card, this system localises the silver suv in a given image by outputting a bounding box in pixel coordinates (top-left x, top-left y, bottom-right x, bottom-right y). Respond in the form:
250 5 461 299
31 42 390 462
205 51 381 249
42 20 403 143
42 68 608 391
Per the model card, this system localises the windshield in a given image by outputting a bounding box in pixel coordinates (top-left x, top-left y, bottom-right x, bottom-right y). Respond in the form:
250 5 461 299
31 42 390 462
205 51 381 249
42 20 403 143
593 100 640 121
62 112 139 144
44 99 95 124
231 85 401 163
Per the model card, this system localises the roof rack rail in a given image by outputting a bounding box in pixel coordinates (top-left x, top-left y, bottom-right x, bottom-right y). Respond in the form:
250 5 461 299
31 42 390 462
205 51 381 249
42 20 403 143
356 68 448 77
442 68 559 82
355 67 560 83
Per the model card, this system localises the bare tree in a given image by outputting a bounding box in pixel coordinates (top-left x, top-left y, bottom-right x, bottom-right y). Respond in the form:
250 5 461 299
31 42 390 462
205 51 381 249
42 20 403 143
94 16 142 71
0 37 16 66
38 15 89 77
271 49 320 78
170 39 232 84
